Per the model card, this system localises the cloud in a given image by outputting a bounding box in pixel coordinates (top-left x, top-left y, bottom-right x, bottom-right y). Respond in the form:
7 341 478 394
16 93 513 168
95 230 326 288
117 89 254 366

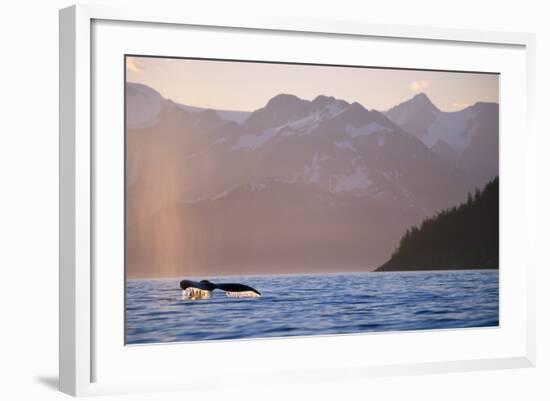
410 80 429 92
126 57 142 73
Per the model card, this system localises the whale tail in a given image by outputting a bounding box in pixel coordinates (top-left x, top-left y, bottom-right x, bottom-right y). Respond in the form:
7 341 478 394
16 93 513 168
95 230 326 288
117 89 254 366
214 283 261 297
179 279 261 300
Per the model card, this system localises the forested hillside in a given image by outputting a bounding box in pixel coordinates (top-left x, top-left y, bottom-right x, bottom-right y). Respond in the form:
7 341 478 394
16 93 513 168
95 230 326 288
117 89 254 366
376 177 499 272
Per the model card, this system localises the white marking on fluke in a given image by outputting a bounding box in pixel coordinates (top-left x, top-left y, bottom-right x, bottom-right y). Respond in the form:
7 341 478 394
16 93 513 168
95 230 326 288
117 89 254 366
225 291 261 298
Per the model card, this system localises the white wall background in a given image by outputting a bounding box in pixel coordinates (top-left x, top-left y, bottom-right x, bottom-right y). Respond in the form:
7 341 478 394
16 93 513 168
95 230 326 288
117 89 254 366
0 0 547 400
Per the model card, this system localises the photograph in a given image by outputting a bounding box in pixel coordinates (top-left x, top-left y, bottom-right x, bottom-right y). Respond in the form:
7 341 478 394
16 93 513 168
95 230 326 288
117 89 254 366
124 56 499 345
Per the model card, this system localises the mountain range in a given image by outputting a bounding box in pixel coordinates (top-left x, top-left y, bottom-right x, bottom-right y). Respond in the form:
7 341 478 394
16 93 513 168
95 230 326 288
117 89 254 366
125 82 498 278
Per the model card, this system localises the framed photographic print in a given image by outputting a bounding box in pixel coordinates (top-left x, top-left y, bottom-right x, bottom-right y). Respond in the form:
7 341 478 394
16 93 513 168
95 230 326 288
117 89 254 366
59 4 536 396
124 55 500 345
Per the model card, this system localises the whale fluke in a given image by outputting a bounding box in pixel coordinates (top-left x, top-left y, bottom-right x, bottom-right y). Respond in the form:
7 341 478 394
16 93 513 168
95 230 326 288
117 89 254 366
180 279 217 292
180 279 261 300
214 283 261 296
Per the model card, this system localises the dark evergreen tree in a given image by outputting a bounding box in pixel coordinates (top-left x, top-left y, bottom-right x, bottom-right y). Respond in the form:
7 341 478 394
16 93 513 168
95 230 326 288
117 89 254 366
376 177 499 271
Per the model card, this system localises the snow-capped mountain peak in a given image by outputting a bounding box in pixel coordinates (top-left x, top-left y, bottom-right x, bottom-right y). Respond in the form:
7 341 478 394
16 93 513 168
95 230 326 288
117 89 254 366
409 92 439 110
384 93 498 189
384 92 439 127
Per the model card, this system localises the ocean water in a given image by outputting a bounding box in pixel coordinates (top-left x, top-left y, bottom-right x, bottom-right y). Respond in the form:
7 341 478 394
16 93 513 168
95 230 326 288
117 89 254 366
125 270 499 345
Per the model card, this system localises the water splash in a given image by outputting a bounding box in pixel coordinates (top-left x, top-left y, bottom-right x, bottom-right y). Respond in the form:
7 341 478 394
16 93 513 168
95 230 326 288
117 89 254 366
182 288 211 300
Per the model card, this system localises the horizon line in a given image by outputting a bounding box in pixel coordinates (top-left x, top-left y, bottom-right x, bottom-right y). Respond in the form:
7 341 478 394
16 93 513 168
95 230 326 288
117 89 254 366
126 268 499 281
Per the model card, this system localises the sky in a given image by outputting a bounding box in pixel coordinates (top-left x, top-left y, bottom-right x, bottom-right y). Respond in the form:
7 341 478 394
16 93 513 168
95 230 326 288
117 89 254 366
126 55 499 112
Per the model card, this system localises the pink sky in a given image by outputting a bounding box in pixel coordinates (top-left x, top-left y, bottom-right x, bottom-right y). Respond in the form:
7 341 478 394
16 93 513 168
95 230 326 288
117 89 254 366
126 56 498 112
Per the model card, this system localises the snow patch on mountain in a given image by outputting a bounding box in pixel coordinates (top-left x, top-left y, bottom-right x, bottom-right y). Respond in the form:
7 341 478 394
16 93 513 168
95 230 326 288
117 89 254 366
286 113 322 134
347 122 391 138
324 101 348 118
247 181 268 192
231 127 280 150
329 167 371 192
334 140 356 152
425 109 477 149
383 169 401 180
211 137 227 146
284 101 347 135
210 189 232 201
303 154 331 183
232 101 352 150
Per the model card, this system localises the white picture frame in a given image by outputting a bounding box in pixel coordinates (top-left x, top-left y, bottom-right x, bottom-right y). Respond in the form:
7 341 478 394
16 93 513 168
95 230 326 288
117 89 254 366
59 4 536 397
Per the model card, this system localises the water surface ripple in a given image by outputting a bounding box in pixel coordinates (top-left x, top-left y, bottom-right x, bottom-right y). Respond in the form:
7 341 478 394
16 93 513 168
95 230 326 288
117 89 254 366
125 270 499 344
